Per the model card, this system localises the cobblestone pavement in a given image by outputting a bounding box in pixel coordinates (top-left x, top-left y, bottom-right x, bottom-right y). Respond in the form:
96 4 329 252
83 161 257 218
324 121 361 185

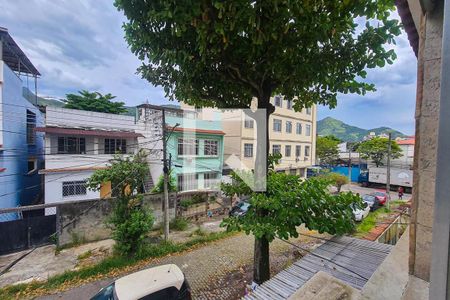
38 229 324 300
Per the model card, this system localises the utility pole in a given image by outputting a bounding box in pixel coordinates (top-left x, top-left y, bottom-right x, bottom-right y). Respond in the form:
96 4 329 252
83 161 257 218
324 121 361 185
386 133 392 210
348 148 352 184
162 108 170 241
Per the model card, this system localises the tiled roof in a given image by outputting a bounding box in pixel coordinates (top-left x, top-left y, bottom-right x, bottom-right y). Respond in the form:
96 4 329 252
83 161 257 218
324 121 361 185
34 127 144 138
397 139 415 145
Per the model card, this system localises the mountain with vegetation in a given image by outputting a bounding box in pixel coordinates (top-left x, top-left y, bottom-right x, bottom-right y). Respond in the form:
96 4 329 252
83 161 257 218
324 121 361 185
317 117 406 142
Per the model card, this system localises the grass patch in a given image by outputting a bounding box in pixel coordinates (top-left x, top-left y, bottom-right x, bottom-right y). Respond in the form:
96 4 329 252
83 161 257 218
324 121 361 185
77 250 93 260
190 227 207 237
0 231 235 300
353 207 390 237
169 217 189 231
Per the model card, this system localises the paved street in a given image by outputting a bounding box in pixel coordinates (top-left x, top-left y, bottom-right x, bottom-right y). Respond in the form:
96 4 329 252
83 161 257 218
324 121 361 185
341 184 411 200
37 230 323 300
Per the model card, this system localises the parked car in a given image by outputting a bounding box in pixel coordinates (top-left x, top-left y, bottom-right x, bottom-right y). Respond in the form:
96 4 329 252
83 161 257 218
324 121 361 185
370 190 388 205
362 194 380 211
229 201 250 217
352 201 370 221
91 264 191 300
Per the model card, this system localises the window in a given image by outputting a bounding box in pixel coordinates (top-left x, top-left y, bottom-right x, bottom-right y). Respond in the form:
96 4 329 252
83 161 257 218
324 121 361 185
62 180 87 197
57 137 86 154
286 99 293 110
296 145 301 158
104 139 127 154
27 159 37 174
26 110 36 145
306 124 311 136
290 169 297 175
296 123 302 135
274 96 282 107
204 140 218 156
244 143 253 157
286 121 292 133
285 145 291 157
244 115 254 128
177 174 198 191
273 119 282 132
272 144 281 155
204 172 219 189
305 145 311 157
177 138 199 156
306 107 312 115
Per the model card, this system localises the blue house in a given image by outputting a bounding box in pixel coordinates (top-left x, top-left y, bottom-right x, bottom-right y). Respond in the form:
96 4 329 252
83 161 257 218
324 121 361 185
0 27 44 220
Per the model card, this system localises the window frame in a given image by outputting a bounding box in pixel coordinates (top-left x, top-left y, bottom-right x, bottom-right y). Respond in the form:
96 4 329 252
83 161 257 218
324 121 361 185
286 121 292 133
272 144 281 155
305 124 311 136
204 172 219 189
244 143 253 158
295 145 301 158
244 115 254 129
177 138 199 156
26 110 36 145
286 99 293 110
274 96 282 107
306 107 312 115
57 136 86 154
177 173 198 191
273 119 282 132
104 138 127 154
204 139 219 156
305 145 311 157
285 145 292 157
296 123 302 135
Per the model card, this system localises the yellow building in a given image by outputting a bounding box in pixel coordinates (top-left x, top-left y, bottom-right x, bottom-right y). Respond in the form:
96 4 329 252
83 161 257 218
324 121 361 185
182 96 316 177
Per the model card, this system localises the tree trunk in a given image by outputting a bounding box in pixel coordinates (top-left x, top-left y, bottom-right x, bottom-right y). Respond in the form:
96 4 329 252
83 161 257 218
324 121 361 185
253 91 274 284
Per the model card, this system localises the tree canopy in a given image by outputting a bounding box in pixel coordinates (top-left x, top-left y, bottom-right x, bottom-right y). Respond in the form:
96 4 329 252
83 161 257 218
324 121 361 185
325 172 349 193
64 90 128 114
356 137 402 167
316 136 340 166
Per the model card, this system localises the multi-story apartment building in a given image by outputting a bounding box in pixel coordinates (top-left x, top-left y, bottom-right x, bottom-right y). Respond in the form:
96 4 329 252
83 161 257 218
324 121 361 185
183 97 316 177
0 27 45 220
137 104 224 192
37 107 143 213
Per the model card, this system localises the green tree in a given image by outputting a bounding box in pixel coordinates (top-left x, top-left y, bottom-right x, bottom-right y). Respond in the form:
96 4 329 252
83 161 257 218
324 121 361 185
222 156 361 252
115 0 401 283
64 90 127 114
316 136 340 166
151 171 177 193
325 172 349 193
356 137 402 167
88 152 153 255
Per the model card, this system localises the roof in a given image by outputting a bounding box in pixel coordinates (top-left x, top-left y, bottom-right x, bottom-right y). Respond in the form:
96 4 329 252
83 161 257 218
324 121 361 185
114 264 184 300
395 0 419 57
244 236 392 300
169 126 225 135
34 127 144 138
397 138 415 145
0 27 40 76
39 166 108 174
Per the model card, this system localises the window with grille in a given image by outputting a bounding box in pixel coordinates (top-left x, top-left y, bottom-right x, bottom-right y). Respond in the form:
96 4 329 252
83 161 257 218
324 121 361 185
244 115 254 128
306 124 311 136
57 137 86 154
286 121 292 133
272 144 281 155
204 140 218 156
273 119 282 132
285 145 291 157
296 123 302 135
305 145 311 157
62 180 87 197
26 110 36 145
177 138 199 156
274 96 282 107
177 174 198 191
104 139 127 154
296 145 301 158
204 172 219 189
244 143 253 157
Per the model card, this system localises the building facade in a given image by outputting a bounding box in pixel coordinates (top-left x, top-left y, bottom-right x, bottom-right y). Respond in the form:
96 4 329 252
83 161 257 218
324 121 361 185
0 28 45 220
37 107 143 213
137 104 224 192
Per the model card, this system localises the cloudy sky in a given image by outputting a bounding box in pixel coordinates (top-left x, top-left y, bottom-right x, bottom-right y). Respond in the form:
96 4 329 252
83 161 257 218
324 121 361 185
0 0 417 135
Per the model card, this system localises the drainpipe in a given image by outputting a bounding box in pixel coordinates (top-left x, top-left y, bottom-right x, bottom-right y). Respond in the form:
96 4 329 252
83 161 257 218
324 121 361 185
430 1 450 299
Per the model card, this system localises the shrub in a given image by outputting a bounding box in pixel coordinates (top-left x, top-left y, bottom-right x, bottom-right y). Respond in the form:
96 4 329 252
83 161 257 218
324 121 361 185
170 217 189 231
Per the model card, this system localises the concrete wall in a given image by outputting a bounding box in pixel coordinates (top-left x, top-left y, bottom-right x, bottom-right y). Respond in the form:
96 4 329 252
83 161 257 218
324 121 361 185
410 3 443 281
0 63 44 219
57 192 176 246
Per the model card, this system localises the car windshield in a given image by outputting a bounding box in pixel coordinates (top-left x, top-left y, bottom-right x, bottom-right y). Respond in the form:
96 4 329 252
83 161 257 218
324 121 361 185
91 283 117 300
238 202 250 210
362 195 375 203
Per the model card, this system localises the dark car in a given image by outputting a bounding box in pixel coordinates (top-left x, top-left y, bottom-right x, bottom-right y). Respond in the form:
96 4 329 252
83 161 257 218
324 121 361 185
229 201 250 217
362 194 380 211
370 191 388 205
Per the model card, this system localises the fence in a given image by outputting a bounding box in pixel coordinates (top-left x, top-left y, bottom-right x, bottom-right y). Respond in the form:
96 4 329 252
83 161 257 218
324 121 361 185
177 191 231 221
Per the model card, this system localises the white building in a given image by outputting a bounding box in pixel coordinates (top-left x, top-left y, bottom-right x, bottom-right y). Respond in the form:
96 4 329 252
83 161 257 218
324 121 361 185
37 107 143 213
392 137 415 169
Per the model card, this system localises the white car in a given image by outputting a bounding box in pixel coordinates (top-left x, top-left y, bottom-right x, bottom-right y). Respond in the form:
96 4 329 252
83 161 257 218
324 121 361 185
352 202 370 221
91 264 191 300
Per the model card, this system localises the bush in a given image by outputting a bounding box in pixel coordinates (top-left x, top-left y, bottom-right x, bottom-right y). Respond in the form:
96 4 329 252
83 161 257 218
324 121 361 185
180 199 194 208
170 217 189 231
